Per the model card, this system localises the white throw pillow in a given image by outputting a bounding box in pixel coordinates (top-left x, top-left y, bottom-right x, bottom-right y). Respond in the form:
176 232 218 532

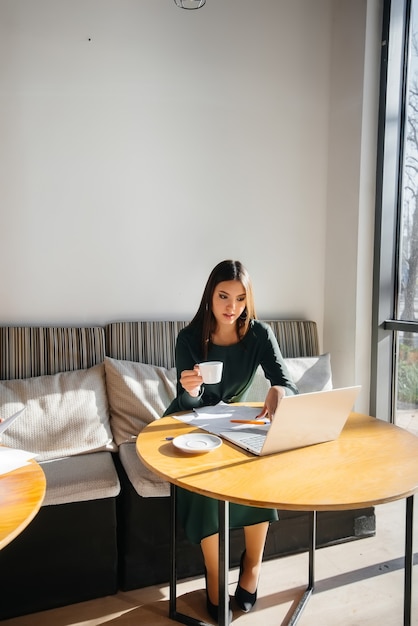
243 353 332 402
0 363 115 461
104 357 177 445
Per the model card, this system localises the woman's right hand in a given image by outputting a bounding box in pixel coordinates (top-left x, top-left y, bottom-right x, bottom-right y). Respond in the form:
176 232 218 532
180 365 203 398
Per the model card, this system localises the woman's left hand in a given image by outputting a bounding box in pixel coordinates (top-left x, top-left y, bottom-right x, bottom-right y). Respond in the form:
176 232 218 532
257 386 285 421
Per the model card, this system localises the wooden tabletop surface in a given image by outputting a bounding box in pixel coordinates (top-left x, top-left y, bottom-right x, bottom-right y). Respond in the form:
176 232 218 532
0 458 46 550
137 411 418 511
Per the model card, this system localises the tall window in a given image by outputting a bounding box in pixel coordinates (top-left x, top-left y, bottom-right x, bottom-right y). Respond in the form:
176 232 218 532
372 0 418 435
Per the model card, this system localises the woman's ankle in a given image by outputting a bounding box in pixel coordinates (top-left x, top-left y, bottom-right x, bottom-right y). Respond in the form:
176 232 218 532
239 552 261 594
205 568 219 605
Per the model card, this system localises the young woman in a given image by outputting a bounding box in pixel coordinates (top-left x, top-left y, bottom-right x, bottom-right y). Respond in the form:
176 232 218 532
164 259 298 622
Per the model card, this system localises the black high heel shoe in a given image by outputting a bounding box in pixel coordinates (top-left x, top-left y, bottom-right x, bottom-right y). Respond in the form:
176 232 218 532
234 551 258 613
204 568 232 624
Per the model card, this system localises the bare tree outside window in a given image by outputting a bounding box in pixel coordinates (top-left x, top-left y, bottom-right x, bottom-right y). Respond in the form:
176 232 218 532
397 8 418 430
399 33 418 322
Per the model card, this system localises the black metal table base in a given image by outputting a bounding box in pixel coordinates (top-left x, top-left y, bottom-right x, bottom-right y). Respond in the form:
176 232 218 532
404 495 414 626
287 510 315 626
169 485 414 626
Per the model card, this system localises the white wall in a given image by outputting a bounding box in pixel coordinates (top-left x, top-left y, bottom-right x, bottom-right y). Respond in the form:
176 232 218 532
0 0 382 410
324 0 382 402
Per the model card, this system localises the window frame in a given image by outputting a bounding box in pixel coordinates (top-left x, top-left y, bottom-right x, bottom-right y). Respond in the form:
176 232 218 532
371 0 413 421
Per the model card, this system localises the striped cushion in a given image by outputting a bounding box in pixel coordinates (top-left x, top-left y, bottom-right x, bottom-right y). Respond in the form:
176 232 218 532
263 320 319 358
105 321 188 368
104 320 319 366
0 326 105 380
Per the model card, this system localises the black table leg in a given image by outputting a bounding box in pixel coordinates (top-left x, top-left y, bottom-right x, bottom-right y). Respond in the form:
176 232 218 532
169 483 177 620
404 495 414 626
288 510 316 626
218 499 230 626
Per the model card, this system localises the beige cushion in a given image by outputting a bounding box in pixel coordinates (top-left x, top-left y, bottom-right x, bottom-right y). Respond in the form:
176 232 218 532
0 364 116 461
40 452 120 506
119 442 170 497
104 357 177 445
243 353 333 401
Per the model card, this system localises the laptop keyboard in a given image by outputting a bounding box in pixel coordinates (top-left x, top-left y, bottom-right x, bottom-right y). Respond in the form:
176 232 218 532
239 434 265 452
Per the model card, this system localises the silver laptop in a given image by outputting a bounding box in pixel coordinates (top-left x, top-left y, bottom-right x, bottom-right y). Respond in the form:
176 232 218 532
0 408 25 434
219 386 361 456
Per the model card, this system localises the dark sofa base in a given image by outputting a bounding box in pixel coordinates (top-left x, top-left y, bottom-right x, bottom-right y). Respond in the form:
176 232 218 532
0 498 118 620
115 460 376 591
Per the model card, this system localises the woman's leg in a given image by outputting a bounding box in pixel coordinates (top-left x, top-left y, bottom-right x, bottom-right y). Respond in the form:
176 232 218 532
201 521 269 603
240 521 269 592
201 533 219 605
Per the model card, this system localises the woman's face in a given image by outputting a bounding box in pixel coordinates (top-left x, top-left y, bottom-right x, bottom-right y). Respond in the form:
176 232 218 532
211 280 246 327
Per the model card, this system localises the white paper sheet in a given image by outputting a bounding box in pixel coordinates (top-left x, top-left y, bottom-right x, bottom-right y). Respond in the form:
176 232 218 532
173 402 269 436
0 447 38 476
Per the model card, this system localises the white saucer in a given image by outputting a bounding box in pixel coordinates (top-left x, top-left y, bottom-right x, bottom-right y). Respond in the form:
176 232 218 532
172 433 222 454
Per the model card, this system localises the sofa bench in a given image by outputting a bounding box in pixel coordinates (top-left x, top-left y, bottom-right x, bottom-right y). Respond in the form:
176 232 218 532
0 320 376 619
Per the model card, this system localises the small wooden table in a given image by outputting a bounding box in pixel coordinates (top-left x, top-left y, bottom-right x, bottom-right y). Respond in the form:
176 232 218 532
137 410 418 625
0 455 46 550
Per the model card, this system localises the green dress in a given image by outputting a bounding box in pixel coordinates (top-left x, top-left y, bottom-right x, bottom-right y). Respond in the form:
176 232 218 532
164 319 298 544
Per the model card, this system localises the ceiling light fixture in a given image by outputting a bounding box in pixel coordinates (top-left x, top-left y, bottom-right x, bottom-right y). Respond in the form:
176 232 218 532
174 0 206 9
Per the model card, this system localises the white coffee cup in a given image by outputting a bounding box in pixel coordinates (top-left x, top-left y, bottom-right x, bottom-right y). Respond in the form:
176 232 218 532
198 361 223 384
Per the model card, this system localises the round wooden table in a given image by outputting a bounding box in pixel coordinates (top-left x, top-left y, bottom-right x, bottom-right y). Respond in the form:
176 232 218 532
137 411 418 625
0 456 46 550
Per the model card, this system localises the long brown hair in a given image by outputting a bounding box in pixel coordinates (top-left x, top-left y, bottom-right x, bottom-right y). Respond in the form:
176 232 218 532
190 260 257 359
